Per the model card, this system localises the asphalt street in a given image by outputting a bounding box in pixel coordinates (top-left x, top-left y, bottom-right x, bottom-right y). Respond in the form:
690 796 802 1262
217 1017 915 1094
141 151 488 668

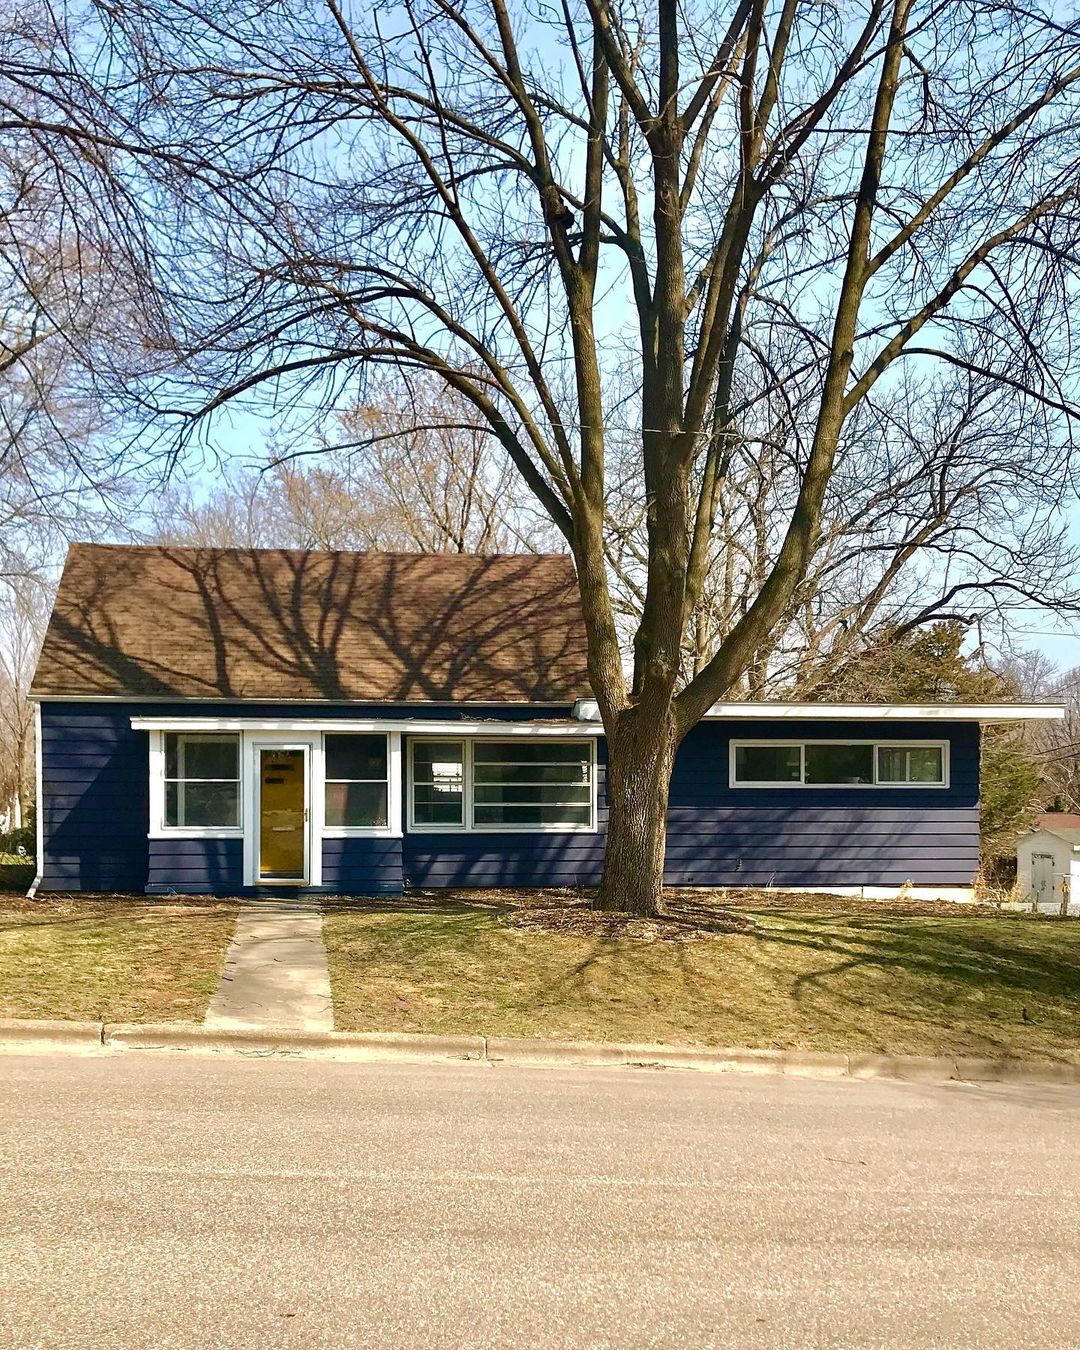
2 1052 1079 1348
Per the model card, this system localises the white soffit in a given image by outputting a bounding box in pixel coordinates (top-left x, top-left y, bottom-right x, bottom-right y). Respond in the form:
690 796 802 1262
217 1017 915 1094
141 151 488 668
701 701 1065 722
129 716 601 736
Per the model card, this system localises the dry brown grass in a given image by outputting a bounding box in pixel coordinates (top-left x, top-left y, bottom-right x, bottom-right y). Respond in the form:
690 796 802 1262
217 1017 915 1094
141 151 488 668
0 894 238 1022
323 888 1080 1057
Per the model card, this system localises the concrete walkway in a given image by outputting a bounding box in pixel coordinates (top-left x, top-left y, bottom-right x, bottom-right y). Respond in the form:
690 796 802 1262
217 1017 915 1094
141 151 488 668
204 901 334 1032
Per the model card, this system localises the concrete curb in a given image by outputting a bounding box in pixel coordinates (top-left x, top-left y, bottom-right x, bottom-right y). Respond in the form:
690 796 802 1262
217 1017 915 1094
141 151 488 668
0 1017 103 1048
1 1019 1078 1084
104 1024 486 1061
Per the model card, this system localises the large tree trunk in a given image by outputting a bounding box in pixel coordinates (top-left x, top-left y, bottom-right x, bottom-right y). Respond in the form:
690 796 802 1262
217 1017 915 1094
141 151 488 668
596 707 678 916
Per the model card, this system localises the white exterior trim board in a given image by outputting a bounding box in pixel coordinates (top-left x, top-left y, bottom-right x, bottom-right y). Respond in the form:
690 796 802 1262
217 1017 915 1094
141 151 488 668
132 716 599 737
751 884 977 903
706 701 1063 721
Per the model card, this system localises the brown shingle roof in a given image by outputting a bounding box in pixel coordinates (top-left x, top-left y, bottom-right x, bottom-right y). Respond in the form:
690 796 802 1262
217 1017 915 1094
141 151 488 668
32 544 592 703
1034 813 1080 836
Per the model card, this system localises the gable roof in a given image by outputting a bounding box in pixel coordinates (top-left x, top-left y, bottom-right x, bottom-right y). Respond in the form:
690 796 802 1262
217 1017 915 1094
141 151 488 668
1031 813 1080 843
31 544 592 704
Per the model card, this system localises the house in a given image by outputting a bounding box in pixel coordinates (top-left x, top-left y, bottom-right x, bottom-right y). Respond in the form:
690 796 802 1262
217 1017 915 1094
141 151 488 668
1016 814 1080 912
28 544 1064 900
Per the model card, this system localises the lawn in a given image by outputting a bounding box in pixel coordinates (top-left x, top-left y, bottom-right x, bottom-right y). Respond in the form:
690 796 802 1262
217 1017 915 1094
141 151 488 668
322 890 1080 1059
0 893 238 1023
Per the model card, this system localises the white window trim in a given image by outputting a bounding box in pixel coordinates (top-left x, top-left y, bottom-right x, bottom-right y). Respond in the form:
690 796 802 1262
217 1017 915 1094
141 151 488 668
407 736 467 833
147 729 402 863
729 739 950 789
321 730 402 839
149 730 244 838
408 736 598 833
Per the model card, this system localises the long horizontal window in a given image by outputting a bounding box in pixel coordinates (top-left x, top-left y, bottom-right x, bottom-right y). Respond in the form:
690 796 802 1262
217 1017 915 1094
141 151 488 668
164 733 241 827
324 733 389 828
732 741 947 788
473 741 592 827
409 738 595 831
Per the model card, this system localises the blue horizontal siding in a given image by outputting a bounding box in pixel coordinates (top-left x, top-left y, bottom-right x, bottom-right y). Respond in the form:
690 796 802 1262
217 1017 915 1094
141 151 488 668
38 703 981 894
322 838 404 894
403 836 606 888
661 720 979 887
146 838 244 894
39 705 149 892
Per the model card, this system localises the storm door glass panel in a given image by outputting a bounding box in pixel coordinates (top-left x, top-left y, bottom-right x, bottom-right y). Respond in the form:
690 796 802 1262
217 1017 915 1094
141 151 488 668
259 749 306 880
324 734 388 827
164 733 240 827
733 744 801 784
803 743 873 785
412 740 465 826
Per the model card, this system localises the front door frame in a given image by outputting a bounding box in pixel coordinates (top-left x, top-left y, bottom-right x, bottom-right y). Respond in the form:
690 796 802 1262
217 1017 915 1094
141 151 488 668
243 734 320 888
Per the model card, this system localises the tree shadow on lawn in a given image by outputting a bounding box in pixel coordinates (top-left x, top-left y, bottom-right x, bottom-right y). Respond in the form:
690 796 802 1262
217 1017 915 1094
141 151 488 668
758 911 1080 999
326 890 1080 998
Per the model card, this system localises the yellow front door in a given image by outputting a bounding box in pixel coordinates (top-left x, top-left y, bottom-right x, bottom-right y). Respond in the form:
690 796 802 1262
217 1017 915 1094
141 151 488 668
259 749 307 881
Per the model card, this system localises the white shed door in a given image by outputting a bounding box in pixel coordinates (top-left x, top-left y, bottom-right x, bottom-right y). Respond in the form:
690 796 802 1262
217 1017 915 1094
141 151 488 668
1031 853 1056 900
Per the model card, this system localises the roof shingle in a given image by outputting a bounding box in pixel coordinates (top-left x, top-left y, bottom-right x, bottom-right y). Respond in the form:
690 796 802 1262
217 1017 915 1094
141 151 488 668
32 545 592 703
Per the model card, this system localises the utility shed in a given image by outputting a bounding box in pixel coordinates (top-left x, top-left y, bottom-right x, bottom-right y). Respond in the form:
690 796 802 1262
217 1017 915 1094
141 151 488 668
1016 814 1080 914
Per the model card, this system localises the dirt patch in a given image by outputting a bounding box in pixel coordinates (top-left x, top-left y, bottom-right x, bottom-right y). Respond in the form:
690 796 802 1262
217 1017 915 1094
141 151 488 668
505 900 755 941
390 884 1015 927
707 887 1014 919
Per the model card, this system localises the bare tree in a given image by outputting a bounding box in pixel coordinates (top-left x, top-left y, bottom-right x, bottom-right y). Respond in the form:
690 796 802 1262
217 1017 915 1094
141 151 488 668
638 372 1080 695
0 574 46 832
0 0 167 579
150 379 553 552
36 0 1080 913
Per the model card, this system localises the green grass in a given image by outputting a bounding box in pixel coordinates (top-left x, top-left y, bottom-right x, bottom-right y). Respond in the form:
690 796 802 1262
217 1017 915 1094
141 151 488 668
0 895 239 1023
323 892 1080 1059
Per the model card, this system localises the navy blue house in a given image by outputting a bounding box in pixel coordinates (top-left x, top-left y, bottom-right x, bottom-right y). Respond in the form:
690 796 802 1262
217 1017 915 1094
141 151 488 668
29 545 1060 899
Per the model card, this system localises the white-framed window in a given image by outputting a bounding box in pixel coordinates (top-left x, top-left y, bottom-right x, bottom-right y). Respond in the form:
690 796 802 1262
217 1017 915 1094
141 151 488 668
408 737 597 832
163 732 242 827
875 744 947 784
323 733 389 829
410 738 466 828
730 740 948 788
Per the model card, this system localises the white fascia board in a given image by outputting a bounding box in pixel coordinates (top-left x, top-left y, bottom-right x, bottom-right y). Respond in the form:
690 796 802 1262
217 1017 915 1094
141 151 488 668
570 696 1066 723
34 694 572 706
129 716 602 736
703 702 1065 722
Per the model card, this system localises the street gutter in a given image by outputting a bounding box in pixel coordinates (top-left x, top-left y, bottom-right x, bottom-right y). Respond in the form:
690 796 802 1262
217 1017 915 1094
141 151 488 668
1 1018 1079 1084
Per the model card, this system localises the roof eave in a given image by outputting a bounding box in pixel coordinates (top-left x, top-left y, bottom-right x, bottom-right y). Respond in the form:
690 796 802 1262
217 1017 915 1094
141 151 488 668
571 699 1065 723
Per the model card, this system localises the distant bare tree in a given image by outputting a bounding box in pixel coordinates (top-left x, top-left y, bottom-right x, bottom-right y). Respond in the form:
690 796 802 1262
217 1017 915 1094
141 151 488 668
151 380 552 553
30 0 1080 912
1018 662 1080 814
636 373 1080 695
0 574 46 832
